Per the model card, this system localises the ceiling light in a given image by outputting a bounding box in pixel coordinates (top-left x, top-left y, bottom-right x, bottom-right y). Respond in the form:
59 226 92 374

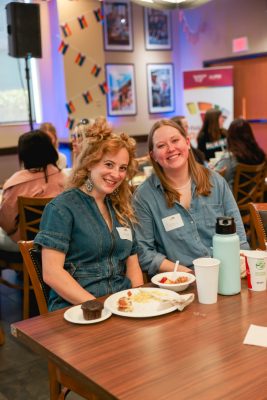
131 0 213 9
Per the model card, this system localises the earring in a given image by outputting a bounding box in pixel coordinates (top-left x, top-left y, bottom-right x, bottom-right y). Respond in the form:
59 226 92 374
85 176 94 192
113 187 120 196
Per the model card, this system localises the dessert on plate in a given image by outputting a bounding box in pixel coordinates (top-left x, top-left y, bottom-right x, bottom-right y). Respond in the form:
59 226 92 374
81 299 104 320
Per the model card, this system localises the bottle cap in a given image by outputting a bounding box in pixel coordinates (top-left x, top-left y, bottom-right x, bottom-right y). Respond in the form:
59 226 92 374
216 217 236 234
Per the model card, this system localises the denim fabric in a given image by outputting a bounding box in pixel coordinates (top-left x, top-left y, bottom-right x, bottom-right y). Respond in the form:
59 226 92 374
133 171 249 276
34 189 137 311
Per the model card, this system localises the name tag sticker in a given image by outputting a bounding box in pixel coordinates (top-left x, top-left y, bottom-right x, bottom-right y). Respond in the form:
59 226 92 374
116 227 132 241
162 214 184 232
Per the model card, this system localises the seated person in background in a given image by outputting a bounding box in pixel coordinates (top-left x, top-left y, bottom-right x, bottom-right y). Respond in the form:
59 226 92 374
133 119 249 277
215 118 266 190
197 108 227 161
0 130 65 252
40 122 67 169
70 118 95 166
34 117 144 311
171 115 206 165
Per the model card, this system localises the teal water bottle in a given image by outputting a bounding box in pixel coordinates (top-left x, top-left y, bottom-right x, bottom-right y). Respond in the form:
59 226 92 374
213 217 241 295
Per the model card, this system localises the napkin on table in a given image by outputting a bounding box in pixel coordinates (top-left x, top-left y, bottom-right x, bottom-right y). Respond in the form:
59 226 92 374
175 293 195 311
243 324 267 347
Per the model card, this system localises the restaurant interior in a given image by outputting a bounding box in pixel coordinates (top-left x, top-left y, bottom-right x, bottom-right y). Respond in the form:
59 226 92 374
1 0 267 399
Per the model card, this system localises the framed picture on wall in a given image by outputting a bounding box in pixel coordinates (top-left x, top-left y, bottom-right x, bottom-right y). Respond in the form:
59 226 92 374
144 8 172 50
147 63 175 114
105 64 137 116
103 0 133 51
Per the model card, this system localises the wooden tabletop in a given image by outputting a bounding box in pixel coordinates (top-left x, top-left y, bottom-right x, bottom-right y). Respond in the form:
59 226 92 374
11 282 267 400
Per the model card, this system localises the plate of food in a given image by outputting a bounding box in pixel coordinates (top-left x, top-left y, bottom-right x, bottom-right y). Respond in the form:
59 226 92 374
64 300 112 324
151 272 195 292
104 288 185 318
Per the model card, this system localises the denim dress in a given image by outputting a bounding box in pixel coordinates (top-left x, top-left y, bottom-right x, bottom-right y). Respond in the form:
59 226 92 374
34 189 137 311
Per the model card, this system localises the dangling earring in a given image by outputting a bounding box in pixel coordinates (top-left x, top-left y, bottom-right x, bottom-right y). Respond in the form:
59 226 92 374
85 176 94 192
113 187 120 196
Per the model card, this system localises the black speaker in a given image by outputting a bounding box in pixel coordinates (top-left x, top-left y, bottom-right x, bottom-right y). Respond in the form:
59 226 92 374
6 2 42 58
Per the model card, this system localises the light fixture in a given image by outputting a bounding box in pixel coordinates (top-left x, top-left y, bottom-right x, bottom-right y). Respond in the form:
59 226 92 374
131 0 213 9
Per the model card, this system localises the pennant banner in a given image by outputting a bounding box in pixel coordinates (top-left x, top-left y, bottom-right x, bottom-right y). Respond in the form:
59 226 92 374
93 8 104 23
66 117 75 130
82 91 93 104
99 82 108 95
91 64 101 77
58 40 69 55
77 15 88 29
75 52 86 66
61 23 72 37
66 101 76 114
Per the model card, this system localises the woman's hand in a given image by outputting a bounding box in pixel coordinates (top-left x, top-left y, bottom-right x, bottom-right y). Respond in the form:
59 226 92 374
159 258 193 274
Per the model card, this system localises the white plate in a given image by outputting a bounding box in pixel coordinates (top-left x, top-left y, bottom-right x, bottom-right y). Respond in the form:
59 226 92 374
104 288 181 318
64 305 112 324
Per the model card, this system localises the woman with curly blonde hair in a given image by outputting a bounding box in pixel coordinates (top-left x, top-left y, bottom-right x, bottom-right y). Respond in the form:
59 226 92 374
35 117 143 311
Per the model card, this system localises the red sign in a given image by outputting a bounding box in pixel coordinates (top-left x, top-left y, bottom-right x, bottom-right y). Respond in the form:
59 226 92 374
183 67 233 89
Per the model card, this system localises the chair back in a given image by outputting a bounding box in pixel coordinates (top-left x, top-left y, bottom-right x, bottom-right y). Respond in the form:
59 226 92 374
18 240 49 314
18 196 53 240
233 161 266 235
249 203 267 250
233 161 266 211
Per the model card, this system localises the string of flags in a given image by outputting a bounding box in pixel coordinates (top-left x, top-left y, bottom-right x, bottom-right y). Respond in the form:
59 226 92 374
58 6 106 129
60 7 103 37
65 80 108 114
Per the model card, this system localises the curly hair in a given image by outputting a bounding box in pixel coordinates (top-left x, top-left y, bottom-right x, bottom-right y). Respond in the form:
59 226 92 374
148 119 212 207
67 117 138 225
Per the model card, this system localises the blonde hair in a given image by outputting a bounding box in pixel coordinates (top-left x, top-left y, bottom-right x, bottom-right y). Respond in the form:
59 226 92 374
148 119 212 207
40 122 58 148
73 118 95 142
67 116 138 225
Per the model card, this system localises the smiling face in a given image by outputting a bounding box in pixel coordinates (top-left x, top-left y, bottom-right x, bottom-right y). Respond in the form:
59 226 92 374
151 125 190 174
89 147 129 199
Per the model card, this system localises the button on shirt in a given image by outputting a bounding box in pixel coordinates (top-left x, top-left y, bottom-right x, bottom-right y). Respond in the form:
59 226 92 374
34 189 137 311
133 172 249 276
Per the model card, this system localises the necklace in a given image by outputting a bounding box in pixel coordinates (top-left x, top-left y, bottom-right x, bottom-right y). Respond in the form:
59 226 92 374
176 178 191 191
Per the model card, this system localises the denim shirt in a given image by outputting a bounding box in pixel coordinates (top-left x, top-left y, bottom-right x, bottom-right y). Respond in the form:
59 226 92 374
133 171 249 276
34 188 137 311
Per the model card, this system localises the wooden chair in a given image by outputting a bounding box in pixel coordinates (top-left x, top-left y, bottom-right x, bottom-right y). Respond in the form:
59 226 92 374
249 203 267 250
0 327 5 345
0 196 52 319
18 240 97 400
233 161 267 238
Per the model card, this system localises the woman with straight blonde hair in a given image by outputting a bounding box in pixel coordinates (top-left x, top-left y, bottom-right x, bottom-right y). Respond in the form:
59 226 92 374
35 117 143 311
40 122 67 169
133 119 249 277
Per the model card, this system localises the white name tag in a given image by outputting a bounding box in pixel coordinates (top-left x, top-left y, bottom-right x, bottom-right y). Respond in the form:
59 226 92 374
116 227 133 241
162 214 184 232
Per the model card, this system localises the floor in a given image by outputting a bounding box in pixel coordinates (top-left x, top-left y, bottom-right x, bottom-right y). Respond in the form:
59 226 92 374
0 270 83 400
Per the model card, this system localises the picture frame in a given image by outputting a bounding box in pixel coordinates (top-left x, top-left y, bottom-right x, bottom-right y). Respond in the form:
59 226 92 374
105 64 137 116
147 63 175 114
103 0 133 51
144 8 172 50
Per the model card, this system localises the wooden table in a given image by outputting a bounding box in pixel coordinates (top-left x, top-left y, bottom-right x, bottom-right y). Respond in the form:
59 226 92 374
11 282 267 400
